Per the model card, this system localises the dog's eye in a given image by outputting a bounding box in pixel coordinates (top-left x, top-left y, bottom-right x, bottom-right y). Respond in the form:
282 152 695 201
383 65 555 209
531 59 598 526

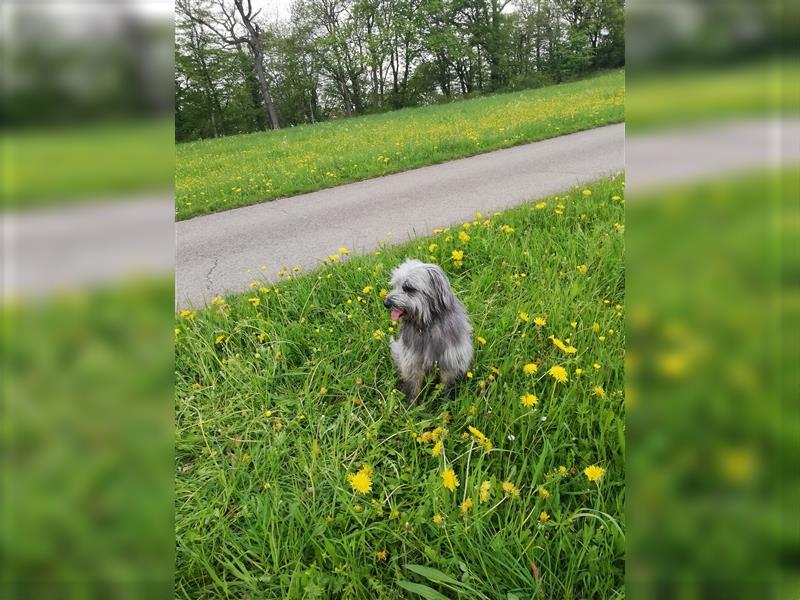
402 284 416 294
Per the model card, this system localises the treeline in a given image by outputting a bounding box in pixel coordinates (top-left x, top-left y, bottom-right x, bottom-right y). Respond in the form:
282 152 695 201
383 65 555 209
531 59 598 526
175 0 624 141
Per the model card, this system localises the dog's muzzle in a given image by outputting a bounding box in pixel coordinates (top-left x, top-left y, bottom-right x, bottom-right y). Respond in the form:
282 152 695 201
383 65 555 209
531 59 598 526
384 296 405 321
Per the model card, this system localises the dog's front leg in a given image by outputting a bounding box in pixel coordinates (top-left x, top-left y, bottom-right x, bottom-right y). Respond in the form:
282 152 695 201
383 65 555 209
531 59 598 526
399 373 424 403
439 369 463 399
391 338 424 403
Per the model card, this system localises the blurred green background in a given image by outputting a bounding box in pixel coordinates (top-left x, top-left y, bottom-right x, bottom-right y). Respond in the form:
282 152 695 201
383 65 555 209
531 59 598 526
625 0 799 597
1 3 175 598
626 169 799 598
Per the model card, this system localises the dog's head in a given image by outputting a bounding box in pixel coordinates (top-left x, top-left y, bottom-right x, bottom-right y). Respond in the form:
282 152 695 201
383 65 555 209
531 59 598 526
384 259 456 326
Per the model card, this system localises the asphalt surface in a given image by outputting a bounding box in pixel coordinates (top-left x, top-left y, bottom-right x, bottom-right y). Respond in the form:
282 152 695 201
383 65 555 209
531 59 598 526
2 195 174 301
176 123 625 307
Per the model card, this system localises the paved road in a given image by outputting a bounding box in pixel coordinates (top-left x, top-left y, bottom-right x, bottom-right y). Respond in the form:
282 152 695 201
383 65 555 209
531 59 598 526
626 118 798 194
2 196 174 301
176 124 625 307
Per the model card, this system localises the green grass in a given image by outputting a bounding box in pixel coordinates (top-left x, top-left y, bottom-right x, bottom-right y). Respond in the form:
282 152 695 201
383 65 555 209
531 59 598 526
626 59 799 132
1 280 174 596
626 168 798 596
175 177 625 598
175 70 624 220
4 118 174 210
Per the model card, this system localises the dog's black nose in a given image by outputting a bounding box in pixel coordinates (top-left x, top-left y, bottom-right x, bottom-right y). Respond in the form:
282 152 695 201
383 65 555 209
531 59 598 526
383 298 391 309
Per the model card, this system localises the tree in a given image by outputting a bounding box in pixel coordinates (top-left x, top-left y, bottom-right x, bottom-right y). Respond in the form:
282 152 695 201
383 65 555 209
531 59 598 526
177 0 280 129
174 0 625 141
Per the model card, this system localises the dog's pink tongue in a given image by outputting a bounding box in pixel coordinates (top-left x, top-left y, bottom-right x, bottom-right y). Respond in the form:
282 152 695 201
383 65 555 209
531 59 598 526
391 309 403 321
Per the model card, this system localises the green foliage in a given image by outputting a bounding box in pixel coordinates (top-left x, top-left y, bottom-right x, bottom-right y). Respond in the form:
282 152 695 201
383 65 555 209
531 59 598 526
175 0 625 141
2 280 174 596
175 177 626 598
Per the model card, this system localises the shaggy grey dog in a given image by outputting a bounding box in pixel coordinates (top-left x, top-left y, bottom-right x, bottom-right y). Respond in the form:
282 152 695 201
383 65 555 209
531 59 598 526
383 259 473 401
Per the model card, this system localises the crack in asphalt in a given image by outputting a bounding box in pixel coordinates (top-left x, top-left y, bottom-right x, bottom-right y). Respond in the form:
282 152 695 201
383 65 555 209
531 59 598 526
205 257 219 292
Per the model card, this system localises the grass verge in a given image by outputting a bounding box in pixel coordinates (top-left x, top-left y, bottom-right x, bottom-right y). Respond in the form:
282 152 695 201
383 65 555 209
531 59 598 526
626 59 799 132
175 177 626 598
4 119 174 210
175 70 624 220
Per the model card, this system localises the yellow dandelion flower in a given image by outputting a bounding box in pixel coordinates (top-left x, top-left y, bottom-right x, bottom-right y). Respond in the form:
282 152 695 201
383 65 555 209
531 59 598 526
479 480 492 503
520 393 539 407
592 322 601 333
558 465 567 475
523 362 538 375
550 336 577 354
347 466 373 494
612 195 622 202
500 225 515 233
477 336 486 345
576 264 589 274
538 487 550 498
502 481 520 497
362 286 373 293
535 202 547 209
451 249 464 261
468 426 493 451
433 514 444 525
432 440 443 457
441 468 459 492
582 189 592 196
458 231 470 243
376 550 388 561
584 465 606 482
247 297 260 307
214 334 226 345
460 497 474 513
548 365 568 383
466 371 473 379
592 386 605 397
339 247 349 255
593 363 601 369
518 311 529 322
428 243 438 252
379 288 388 298
575 368 583 375
533 316 546 326
539 511 551 522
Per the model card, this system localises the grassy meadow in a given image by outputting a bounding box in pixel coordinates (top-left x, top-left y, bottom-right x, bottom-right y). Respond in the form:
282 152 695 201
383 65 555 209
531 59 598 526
175 177 626 598
5 119 174 209
175 70 624 220
626 59 799 132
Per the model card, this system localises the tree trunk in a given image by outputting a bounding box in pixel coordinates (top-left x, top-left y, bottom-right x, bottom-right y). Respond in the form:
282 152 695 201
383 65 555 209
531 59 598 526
250 43 280 129
234 0 280 129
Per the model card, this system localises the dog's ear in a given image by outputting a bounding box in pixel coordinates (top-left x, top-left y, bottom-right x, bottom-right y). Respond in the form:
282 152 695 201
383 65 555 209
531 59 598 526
426 264 456 313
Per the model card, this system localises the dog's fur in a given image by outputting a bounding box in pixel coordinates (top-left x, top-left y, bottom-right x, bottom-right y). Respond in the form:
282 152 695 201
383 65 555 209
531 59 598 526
383 259 472 401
